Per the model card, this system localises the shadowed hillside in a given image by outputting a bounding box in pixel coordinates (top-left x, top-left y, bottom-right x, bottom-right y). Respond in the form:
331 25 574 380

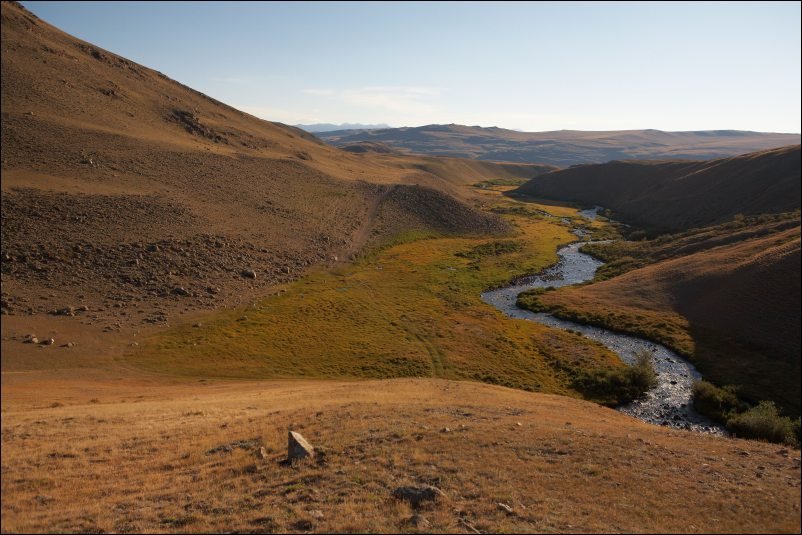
514 145 801 232
522 215 802 416
319 124 800 165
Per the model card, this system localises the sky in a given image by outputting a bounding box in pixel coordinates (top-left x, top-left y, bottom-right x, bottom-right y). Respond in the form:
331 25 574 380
22 1 802 133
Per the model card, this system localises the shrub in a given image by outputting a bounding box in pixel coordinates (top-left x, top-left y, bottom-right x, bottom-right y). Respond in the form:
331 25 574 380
628 230 647 241
692 380 746 421
726 401 799 446
572 351 657 406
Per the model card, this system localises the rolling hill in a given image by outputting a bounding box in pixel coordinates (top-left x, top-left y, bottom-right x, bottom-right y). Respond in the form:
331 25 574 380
514 145 801 232
0 0 552 329
296 122 392 133
318 123 800 165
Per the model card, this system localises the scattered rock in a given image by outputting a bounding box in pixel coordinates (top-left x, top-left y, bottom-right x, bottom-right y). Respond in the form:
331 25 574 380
288 431 315 462
53 306 75 316
441 427 451 433
172 287 190 297
292 519 314 531
257 446 269 459
41 337 55 346
498 502 514 514
459 518 482 534
241 269 256 279
309 510 324 520
392 485 445 507
206 438 260 455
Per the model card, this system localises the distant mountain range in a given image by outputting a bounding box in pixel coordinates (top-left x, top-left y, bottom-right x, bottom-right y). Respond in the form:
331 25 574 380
295 123 392 133
317 124 801 166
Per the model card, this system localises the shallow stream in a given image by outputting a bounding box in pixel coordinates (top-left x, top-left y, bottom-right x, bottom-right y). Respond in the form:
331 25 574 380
481 209 725 434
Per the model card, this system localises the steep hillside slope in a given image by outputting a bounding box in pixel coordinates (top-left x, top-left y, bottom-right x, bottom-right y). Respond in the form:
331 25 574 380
514 145 801 232
0 1 545 329
319 124 800 165
524 217 801 416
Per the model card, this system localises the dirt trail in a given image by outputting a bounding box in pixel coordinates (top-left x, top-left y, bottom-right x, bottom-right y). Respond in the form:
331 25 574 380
341 185 397 261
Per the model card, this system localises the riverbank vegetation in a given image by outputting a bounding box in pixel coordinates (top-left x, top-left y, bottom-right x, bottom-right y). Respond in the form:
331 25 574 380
581 211 800 282
128 190 624 399
571 351 658 406
693 381 800 446
518 211 801 442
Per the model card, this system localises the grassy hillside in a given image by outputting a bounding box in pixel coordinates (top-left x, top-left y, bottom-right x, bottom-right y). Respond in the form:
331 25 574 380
0 0 549 333
319 124 800 165
520 214 802 416
514 145 801 232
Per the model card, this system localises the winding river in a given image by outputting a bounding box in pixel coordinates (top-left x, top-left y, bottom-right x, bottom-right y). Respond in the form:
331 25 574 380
482 208 725 434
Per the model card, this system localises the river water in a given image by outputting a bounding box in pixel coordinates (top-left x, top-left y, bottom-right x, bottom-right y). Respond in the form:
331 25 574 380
481 209 725 434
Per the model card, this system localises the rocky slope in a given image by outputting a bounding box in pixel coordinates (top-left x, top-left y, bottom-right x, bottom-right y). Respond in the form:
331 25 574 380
0 1 545 329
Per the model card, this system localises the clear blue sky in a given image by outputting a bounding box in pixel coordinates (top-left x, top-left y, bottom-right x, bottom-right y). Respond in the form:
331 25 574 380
22 1 802 132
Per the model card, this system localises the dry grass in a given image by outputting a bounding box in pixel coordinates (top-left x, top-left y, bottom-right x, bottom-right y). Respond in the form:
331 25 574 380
2 378 799 534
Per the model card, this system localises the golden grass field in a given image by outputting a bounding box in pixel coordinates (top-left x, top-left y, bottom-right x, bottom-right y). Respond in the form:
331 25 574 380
2 378 800 534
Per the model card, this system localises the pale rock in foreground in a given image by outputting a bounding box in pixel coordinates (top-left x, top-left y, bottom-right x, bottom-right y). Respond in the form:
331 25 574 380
287 431 314 461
